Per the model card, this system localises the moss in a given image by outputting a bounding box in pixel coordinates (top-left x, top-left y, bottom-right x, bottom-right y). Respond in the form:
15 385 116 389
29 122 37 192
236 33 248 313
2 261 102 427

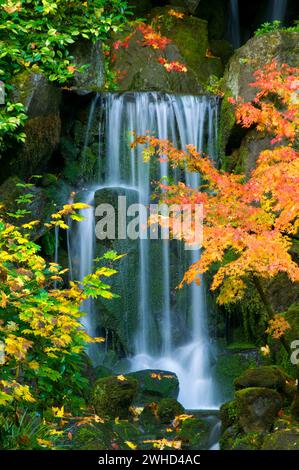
177 417 210 450
231 432 263 450
219 423 240 450
262 428 299 450
92 375 138 419
157 398 184 424
215 352 257 402
234 366 288 393
220 400 237 431
219 96 236 165
127 370 179 404
235 387 283 432
74 423 113 450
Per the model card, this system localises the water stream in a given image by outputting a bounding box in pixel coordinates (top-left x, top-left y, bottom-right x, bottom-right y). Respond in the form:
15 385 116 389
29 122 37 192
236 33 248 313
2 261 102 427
71 92 220 410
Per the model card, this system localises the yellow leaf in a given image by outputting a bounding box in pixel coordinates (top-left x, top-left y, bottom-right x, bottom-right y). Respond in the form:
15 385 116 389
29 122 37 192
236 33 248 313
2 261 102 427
117 375 127 382
28 360 39 370
52 405 64 418
125 441 137 450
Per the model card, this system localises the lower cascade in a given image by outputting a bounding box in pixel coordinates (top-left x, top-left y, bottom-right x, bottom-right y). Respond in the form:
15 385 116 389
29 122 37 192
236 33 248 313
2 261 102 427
71 92 220 410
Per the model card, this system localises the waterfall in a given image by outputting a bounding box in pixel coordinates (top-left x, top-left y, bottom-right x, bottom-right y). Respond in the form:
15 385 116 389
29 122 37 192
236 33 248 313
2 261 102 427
228 0 241 49
269 0 288 22
72 92 220 409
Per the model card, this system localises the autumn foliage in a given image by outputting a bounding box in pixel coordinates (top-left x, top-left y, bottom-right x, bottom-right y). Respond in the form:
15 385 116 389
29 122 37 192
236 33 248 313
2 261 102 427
0 198 120 407
133 62 299 343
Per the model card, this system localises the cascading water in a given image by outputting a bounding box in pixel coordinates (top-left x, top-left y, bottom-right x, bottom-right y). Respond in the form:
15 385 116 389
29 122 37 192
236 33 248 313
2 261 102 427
228 0 241 49
72 92 220 410
269 0 288 22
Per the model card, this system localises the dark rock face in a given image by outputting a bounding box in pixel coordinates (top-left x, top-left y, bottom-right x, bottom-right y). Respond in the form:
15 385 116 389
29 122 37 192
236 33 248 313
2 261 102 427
8 71 62 178
235 387 282 433
70 40 105 94
92 375 138 419
126 369 179 404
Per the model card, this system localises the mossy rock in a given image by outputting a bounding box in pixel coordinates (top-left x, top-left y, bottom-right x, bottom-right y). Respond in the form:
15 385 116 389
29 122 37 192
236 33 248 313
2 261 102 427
234 366 288 393
235 387 282 433
92 375 138 419
262 429 299 450
177 417 210 450
157 398 184 424
74 422 113 450
219 400 237 431
127 370 179 404
231 432 264 450
219 423 241 450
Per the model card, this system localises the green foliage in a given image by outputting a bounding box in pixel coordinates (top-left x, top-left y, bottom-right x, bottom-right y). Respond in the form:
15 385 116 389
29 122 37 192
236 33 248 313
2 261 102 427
0 0 133 148
0 410 64 449
255 20 299 36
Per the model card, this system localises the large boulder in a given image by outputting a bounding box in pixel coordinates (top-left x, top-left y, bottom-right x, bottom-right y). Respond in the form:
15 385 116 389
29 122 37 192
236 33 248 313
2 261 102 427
234 366 288 393
262 429 299 450
111 6 222 93
127 369 179 404
92 375 138 419
5 71 62 179
235 387 282 433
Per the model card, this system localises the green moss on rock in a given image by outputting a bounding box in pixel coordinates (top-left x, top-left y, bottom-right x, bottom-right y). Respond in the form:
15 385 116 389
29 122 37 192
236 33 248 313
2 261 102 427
235 387 282 433
157 398 184 424
127 370 179 404
234 366 288 393
92 375 138 419
262 429 299 450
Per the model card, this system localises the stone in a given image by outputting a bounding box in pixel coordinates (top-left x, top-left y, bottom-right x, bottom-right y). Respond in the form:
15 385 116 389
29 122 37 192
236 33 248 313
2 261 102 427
262 429 299 450
70 39 105 94
234 366 288 393
177 416 210 450
157 398 185 423
7 71 61 178
126 369 179 404
220 31 299 158
219 400 237 431
235 387 282 433
111 7 222 93
92 375 138 419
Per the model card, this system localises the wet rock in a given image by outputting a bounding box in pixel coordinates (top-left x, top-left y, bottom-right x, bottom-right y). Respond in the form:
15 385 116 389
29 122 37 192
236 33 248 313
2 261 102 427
235 387 282 433
219 400 237 431
92 375 138 419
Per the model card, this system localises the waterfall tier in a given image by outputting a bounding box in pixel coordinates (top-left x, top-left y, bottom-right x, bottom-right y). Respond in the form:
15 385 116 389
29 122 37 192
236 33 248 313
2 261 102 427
71 92 220 409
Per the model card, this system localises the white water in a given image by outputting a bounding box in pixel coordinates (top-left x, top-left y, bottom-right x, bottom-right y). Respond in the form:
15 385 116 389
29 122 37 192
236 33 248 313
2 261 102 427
73 92 220 409
228 0 241 49
269 0 288 22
